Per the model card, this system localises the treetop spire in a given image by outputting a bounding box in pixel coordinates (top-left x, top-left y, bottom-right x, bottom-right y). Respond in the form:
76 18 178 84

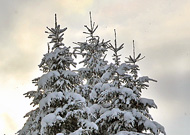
108 29 124 65
133 40 135 60
83 11 98 38
55 13 57 27
45 14 67 50
89 11 93 31
126 40 145 64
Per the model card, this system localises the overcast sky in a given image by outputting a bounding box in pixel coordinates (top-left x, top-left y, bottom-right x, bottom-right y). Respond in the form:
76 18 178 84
0 0 190 134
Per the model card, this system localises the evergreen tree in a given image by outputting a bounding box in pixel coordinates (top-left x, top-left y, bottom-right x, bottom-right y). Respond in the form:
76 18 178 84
17 15 97 135
73 13 112 135
95 31 166 135
73 12 110 105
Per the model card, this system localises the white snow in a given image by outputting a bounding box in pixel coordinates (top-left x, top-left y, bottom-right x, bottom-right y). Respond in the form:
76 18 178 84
124 111 135 124
38 71 60 89
56 133 64 135
80 119 98 130
99 87 136 105
139 98 157 108
116 63 131 75
89 104 102 114
153 121 166 135
39 92 64 110
65 91 85 104
70 127 83 135
62 70 77 78
102 83 111 90
144 119 158 134
41 113 56 127
138 76 157 83
101 70 112 82
115 131 147 135
41 112 64 134
96 108 122 123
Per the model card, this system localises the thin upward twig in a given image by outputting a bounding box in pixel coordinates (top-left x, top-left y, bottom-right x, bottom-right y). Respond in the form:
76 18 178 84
114 29 117 49
55 14 57 27
89 12 93 34
133 40 135 60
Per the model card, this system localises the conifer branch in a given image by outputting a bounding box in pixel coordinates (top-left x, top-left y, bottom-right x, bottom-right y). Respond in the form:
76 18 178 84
83 12 99 38
47 43 50 53
126 40 145 64
108 29 124 65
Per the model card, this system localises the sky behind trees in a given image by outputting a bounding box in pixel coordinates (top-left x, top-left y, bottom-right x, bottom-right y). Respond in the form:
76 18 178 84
0 0 190 134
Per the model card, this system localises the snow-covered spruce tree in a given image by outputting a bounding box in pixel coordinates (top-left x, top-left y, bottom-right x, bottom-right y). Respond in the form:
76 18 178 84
95 30 166 135
73 12 110 105
73 13 114 135
17 15 98 135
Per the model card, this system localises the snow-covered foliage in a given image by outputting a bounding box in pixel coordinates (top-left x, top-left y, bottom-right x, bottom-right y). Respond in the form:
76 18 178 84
17 14 97 135
18 13 166 135
73 14 109 79
74 12 110 106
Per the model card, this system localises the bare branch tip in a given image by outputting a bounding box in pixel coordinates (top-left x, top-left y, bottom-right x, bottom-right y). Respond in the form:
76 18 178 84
89 11 93 28
55 13 57 27
114 29 117 38
133 40 135 59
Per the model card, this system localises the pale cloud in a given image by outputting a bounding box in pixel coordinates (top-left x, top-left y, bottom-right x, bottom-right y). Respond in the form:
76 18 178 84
0 113 17 133
55 0 93 14
0 81 35 134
